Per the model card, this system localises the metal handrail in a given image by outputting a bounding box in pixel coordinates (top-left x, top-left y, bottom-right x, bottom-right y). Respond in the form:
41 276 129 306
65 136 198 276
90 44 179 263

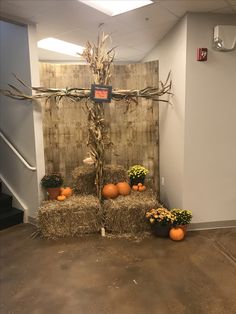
0 130 36 171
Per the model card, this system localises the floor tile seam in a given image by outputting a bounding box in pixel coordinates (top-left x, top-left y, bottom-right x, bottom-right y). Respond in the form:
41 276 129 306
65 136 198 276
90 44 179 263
213 241 236 267
198 234 236 267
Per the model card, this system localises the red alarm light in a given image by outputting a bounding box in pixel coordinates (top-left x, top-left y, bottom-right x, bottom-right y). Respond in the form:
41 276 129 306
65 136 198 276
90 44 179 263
197 48 208 61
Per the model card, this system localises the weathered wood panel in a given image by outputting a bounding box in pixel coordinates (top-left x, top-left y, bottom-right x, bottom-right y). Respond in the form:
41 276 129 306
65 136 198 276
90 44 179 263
40 61 159 195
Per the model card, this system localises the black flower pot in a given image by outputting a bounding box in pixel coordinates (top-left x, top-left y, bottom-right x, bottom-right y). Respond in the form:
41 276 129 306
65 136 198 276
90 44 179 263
130 176 145 187
151 223 171 238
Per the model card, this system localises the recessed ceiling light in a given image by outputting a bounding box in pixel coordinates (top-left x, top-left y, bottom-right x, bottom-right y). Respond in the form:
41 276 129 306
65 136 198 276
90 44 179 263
37 38 84 57
78 0 153 16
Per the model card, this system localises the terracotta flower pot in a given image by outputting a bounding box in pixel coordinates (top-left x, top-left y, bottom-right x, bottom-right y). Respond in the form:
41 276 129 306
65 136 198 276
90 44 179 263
46 187 61 200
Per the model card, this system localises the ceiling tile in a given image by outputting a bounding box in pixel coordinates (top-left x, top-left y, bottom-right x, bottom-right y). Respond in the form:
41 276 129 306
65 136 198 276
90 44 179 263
159 0 228 17
1 0 235 62
212 6 236 13
117 2 177 26
111 21 176 52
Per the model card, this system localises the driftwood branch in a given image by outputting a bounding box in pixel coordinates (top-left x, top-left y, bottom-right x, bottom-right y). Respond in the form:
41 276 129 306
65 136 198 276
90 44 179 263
0 74 172 103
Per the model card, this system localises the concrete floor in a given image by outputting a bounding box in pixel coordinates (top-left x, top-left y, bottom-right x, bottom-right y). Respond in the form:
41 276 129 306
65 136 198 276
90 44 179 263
0 224 236 314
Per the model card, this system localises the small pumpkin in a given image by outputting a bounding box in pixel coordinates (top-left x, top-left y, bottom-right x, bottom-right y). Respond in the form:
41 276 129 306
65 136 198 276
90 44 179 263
61 187 73 197
169 227 185 241
57 195 66 201
138 185 146 192
116 182 131 196
102 184 119 199
137 183 143 187
132 185 139 191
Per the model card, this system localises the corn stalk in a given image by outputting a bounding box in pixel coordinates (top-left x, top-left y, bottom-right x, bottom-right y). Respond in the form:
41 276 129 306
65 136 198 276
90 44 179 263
82 33 114 201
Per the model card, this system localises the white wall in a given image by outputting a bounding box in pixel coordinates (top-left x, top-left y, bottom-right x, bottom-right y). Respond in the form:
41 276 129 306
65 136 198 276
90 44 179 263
184 13 236 223
0 20 45 218
144 13 236 225
0 21 35 162
143 16 187 209
28 24 46 213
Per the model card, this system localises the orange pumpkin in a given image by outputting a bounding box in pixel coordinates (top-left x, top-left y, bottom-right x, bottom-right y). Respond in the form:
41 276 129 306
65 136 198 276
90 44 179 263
137 183 143 187
169 227 185 241
116 182 131 196
61 187 73 197
132 185 139 191
102 184 119 199
57 195 66 201
139 185 146 192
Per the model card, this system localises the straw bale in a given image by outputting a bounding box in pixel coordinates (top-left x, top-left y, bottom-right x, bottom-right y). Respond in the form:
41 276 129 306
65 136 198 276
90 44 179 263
103 165 129 184
72 164 129 195
104 190 161 234
72 165 96 195
38 195 101 239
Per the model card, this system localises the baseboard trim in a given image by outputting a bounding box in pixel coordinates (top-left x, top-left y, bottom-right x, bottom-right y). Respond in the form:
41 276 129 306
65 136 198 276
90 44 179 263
189 220 236 231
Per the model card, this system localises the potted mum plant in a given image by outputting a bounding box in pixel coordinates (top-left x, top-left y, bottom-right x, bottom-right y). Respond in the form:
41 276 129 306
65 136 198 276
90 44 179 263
128 164 149 186
170 209 192 234
41 173 63 200
145 208 176 237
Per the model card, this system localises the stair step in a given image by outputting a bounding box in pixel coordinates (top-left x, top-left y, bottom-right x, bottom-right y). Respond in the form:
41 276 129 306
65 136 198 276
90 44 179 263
0 206 13 214
0 193 13 210
0 208 24 230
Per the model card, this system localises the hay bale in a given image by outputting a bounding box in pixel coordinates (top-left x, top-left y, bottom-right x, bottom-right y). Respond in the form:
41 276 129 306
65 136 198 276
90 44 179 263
103 165 129 184
104 190 161 234
72 164 129 195
38 195 102 239
72 165 96 195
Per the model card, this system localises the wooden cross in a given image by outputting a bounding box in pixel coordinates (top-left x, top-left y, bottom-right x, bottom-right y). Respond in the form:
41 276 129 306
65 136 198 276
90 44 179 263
0 33 172 201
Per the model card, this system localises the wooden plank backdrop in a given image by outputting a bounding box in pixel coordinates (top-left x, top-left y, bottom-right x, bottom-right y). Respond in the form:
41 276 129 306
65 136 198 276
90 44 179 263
39 61 159 195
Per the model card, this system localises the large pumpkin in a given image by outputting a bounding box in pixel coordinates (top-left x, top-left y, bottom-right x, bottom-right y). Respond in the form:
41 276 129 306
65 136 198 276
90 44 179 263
169 227 185 241
102 184 119 199
116 182 131 196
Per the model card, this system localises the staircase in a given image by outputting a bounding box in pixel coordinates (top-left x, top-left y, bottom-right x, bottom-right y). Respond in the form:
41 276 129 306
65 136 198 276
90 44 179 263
0 180 24 230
